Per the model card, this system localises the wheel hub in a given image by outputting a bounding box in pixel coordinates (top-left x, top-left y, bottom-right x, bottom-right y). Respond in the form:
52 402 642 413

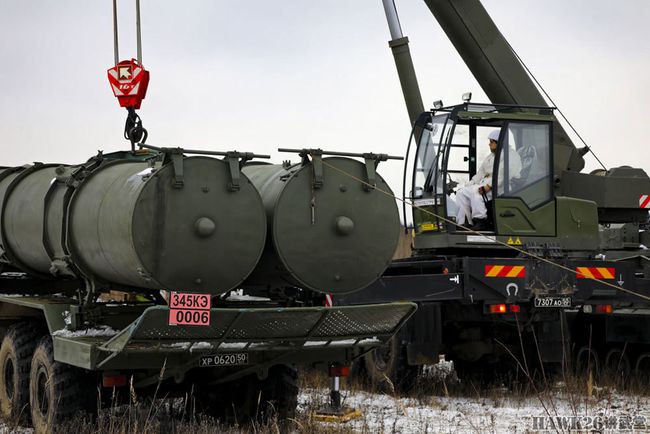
3 358 14 398
35 366 50 417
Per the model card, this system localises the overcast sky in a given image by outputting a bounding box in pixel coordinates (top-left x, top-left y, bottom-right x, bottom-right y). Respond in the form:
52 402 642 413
1 0 648 194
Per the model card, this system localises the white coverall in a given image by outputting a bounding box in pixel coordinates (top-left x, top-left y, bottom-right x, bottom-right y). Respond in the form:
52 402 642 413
455 150 521 226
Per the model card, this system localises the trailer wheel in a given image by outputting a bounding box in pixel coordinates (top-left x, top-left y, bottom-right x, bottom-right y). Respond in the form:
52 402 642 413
0 322 41 421
363 336 418 392
29 336 95 434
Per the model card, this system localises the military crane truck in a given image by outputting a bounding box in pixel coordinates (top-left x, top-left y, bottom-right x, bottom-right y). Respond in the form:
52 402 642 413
336 0 650 387
0 146 415 432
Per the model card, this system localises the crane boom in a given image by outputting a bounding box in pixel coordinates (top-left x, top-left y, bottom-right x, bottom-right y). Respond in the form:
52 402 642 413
381 0 424 126
423 0 585 174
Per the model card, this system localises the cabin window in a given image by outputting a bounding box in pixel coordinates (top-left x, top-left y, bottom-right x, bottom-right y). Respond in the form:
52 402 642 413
496 122 552 208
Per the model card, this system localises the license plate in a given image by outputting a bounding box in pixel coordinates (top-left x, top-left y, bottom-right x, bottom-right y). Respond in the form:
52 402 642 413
199 353 249 367
534 296 571 308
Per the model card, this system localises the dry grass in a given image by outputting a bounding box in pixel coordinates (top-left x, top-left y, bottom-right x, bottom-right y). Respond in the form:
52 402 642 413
1 358 649 433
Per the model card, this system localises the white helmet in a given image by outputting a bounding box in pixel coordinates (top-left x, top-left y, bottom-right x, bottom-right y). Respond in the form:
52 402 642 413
488 129 500 142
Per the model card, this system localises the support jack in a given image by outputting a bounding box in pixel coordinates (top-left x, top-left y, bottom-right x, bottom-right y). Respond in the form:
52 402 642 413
313 365 362 423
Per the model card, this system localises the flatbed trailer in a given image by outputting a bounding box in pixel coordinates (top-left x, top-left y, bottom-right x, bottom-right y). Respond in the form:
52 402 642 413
0 288 415 431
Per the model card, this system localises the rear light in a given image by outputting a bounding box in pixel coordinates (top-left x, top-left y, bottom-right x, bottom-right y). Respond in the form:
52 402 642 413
103 373 127 388
488 304 520 314
328 364 351 377
489 304 507 314
595 304 613 314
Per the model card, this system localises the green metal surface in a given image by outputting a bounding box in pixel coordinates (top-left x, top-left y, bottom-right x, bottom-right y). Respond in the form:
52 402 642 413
494 198 555 237
389 36 424 126
560 170 650 210
2 164 65 277
413 197 598 252
0 295 417 376
68 156 266 293
0 295 70 333
0 154 267 294
0 167 26 260
555 196 599 251
50 302 417 370
243 158 400 294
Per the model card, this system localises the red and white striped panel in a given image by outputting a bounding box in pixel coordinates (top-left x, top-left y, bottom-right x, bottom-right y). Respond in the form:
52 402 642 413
640 195 650 209
324 293 333 307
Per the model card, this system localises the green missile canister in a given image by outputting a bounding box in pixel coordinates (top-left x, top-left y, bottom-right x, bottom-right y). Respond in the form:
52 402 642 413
0 155 267 294
243 156 400 294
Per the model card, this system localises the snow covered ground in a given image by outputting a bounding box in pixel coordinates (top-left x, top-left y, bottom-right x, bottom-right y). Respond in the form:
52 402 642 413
0 422 32 434
298 387 650 433
2 377 649 433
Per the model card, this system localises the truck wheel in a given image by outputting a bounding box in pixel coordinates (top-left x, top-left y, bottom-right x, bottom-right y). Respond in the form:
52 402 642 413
604 348 630 387
29 336 94 434
575 346 600 380
0 322 41 421
199 364 298 427
363 336 418 392
634 353 650 384
254 364 298 424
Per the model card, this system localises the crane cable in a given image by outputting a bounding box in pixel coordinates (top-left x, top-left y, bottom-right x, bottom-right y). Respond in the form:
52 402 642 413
500 38 608 171
110 0 148 150
320 159 650 302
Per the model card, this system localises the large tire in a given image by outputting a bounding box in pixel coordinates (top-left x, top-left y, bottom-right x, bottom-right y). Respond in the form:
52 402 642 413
575 346 600 381
198 364 298 428
604 348 631 388
0 322 41 422
29 336 95 434
362 335 419 393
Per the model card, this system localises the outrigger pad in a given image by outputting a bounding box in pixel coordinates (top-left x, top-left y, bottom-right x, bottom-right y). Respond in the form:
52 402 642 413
313 407 363 423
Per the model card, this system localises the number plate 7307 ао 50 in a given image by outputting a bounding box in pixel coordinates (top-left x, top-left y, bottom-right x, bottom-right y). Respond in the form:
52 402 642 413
168 292 211 326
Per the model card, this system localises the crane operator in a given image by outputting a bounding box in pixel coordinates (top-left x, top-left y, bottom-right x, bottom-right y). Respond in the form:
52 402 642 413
455 129 521 231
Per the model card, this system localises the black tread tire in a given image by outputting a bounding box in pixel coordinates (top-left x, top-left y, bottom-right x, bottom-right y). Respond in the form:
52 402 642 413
604 348 631 388
198 364 298 428
255 364 298 424
0 322 41 422
29 336 95 434
575 346 600 381
362 336 419 393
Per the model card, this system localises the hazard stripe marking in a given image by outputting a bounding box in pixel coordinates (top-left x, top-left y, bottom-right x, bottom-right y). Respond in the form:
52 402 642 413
486 265 504 277
576 267 594 279
640 195 650 209
484 265 525 278
507 266 525 278
597 268 614 279
576 267 615 279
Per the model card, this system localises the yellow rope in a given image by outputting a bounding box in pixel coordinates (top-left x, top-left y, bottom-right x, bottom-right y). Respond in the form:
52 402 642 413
321 159 650 302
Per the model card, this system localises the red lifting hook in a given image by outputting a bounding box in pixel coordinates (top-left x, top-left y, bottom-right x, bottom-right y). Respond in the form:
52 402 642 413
107 0 150 110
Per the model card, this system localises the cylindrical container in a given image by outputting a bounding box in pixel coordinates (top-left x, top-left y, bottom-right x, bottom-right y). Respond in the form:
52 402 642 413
0 166 30 269
1 156 267 295
67 156 267 293
1 164 69 277
243 157 400 294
